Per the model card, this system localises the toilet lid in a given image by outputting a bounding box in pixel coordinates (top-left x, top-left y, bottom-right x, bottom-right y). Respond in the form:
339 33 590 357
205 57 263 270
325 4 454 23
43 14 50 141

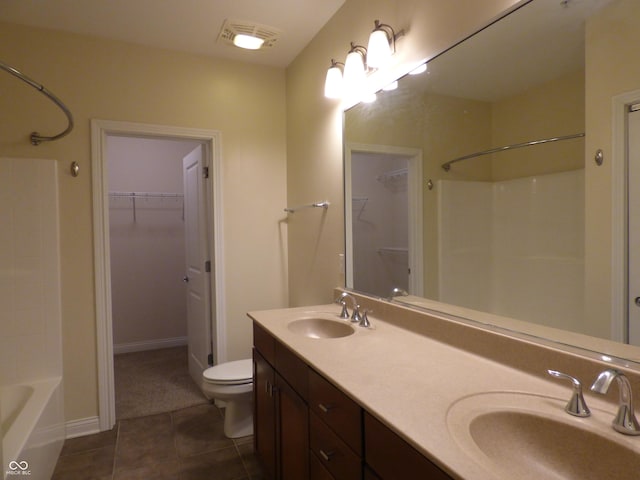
203 359 253 385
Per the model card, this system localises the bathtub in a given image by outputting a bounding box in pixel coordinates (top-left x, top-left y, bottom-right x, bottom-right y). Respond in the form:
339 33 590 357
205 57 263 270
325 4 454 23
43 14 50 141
1 378 64 480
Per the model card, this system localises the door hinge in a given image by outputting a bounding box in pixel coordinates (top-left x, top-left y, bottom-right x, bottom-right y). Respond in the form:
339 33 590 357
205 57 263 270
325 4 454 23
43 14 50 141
203 166 209 179
205 260 211 272
207 353 214 366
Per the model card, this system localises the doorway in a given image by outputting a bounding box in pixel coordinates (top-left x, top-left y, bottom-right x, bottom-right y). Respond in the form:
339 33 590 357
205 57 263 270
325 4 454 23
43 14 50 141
345 143 424 298
628 104 640 345
106 136 207 419
92 120 226 431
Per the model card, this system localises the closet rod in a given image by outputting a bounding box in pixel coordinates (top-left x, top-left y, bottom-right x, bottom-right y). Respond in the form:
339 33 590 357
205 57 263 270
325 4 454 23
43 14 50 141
441 132 585 172
0 60 74 145
109 191 183 199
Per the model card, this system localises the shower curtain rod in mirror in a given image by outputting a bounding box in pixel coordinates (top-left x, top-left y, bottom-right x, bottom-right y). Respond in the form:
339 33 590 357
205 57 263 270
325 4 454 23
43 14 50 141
441 132 585 172
0 60 74 145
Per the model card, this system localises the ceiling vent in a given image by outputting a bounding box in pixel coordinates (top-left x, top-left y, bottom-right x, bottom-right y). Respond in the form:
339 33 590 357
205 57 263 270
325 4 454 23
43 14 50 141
218 19 282 49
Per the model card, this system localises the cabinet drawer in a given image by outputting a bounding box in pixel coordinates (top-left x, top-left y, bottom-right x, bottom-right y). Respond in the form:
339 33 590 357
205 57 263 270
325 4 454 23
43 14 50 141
309 369 362 455
364 413 453 480
253 322 275 365
310 452 336 480
275 341 308 401
310 412 362 480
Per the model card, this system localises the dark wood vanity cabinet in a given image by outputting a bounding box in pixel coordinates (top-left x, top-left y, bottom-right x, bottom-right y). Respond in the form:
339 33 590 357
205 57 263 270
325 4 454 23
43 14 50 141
364 413 453 480
253 323 309 480
253 322 453 480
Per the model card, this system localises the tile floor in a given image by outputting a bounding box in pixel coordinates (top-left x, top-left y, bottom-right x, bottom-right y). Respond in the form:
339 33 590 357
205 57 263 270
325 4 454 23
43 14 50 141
52 403 263 480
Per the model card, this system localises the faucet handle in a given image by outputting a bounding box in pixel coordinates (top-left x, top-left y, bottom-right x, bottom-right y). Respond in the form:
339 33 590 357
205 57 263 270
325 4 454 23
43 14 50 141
547 370 591 417
358 309 372 328
350 304 363 323
337 299 349 319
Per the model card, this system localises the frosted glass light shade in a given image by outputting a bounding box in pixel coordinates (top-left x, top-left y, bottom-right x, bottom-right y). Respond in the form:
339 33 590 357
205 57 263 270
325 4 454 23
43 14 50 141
367 29 392 68
233 34 264 50
324 65 343 99
382 81 398 91
343 50 367 96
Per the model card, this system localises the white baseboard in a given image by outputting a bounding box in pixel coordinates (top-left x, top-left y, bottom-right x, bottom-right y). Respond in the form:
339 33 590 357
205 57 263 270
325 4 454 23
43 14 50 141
65 416 101 439
113 336 188 355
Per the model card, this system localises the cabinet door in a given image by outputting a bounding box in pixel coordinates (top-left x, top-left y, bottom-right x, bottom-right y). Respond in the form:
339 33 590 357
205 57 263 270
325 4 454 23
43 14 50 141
254 349 277 480
276 373 309 480
365 413 452 480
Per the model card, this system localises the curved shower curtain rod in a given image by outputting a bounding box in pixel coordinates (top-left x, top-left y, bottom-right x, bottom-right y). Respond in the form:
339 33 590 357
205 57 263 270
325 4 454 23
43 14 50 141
0 60 74 145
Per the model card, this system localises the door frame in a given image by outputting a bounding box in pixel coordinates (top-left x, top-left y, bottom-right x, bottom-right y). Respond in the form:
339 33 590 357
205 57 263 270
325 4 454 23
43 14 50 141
344 142 424 297
612 89 640 343
91 119 226 431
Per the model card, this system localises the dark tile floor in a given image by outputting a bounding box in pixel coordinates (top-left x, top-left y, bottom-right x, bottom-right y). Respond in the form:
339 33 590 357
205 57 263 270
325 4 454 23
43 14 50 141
52 403 263 480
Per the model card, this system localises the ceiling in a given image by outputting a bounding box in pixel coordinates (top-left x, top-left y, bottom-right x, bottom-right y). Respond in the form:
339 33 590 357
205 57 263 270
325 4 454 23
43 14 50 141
0 0 346 67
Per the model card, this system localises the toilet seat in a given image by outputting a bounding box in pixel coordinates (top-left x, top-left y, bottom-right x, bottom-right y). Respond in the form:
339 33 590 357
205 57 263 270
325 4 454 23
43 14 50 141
203 359 253 385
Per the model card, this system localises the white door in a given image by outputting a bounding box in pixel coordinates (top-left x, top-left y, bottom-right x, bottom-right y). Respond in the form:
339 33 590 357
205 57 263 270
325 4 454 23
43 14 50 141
183 145 212 383
629 106 640 345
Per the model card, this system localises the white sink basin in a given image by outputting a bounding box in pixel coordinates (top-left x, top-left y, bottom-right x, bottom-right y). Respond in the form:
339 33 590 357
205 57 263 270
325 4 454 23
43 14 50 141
287 317 355 339
447 392 640 480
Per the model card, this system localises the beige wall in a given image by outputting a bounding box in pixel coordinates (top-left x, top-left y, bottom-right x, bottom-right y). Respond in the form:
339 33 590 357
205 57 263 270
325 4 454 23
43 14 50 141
286 0 519 307
0 23 288 423
491 69 585 181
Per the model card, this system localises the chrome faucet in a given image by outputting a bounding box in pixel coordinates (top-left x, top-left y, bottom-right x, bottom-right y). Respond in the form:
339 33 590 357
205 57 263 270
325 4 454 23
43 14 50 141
334 292 362 322
590 369 640 435
388 287 409 301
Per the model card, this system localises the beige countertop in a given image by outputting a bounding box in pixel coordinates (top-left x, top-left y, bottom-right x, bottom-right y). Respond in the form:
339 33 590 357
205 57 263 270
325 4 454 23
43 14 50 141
249 303 640 480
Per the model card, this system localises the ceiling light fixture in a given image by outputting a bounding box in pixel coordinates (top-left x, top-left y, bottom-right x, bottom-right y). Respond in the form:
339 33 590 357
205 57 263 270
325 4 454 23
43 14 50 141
233 34 265 50
218 19 281 51
367 20 404 69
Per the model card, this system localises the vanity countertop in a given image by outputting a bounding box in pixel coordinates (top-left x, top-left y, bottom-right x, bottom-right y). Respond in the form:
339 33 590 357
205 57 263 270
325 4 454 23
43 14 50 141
248 303 639 480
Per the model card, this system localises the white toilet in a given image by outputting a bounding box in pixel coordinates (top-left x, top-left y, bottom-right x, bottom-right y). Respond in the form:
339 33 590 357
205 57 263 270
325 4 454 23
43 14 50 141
201 358 254 438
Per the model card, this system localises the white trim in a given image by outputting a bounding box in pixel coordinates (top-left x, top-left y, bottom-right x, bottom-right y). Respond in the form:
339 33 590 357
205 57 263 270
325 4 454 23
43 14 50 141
344 142 424 296
113 336 188 355
612 90 640 343
65 416 101 439
91 119 226 432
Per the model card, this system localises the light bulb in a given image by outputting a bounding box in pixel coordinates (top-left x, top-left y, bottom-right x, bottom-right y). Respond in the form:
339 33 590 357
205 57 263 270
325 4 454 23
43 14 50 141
233 34 264 50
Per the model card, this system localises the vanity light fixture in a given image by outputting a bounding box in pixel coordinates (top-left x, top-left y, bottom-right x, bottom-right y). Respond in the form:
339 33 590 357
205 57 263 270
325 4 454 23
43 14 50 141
409 63 428 75
362 92 377 103
324 59 344 99
367 20 405 68
382 81 398 91
343 42 369 99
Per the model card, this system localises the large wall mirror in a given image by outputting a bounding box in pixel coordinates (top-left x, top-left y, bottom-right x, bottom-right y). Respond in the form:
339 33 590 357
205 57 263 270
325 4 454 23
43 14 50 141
344 0 640 364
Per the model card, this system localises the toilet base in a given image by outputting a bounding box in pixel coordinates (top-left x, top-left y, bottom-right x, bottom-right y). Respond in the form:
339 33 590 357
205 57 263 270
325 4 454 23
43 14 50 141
223 397 254 438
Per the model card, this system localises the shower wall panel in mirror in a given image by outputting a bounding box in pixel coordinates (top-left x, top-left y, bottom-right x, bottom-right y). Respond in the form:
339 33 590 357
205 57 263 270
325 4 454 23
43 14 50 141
344 0 640 358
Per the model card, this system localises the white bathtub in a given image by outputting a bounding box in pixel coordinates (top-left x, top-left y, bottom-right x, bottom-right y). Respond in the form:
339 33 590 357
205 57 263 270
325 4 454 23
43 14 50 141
1 378 64 480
